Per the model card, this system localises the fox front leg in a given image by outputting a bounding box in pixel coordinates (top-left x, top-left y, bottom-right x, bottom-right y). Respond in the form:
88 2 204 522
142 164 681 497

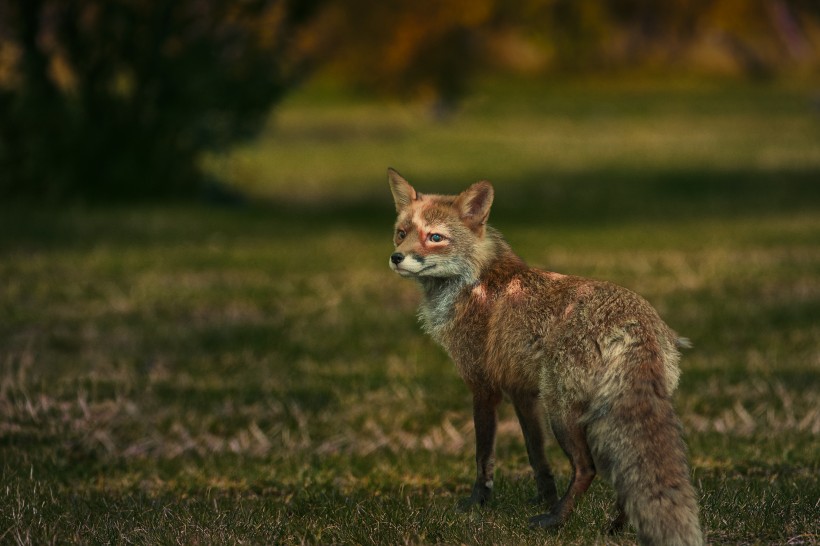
458 389 502 510
510 389 559 506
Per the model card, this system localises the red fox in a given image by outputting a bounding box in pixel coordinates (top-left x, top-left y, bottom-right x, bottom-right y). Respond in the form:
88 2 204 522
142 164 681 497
387 168 703 545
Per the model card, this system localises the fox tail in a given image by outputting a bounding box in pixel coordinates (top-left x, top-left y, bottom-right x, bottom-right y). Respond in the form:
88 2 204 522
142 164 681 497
585 353 703 546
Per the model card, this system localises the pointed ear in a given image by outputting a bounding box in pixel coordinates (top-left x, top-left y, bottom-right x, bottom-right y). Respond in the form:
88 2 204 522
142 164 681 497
456 180 494 229
388 168 418 212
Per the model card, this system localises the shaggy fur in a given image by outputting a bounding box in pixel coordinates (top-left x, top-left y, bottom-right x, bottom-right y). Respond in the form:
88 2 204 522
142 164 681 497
388 169 703 545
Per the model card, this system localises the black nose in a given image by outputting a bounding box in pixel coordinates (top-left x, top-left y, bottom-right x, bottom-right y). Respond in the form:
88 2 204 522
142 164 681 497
391 253 404 265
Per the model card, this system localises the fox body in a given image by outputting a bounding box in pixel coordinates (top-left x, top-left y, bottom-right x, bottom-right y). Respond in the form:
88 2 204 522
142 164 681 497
387 169 703 545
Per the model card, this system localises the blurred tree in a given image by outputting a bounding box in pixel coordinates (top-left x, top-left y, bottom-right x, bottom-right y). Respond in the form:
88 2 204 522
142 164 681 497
321 0 819 108
0 0 324 201
321 0 495 115
510 0 818 75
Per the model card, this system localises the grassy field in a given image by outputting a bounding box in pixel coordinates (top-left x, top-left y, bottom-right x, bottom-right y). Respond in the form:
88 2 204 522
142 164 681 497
2 81 820 544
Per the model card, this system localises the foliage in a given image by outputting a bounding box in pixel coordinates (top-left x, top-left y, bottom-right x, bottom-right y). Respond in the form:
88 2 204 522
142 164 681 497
322 0 495 111
1 83 819 544
322 0 820 104
0 0 322 201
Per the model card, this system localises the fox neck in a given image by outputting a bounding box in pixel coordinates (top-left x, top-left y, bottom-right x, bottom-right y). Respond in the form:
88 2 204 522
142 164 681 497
416 228 521 337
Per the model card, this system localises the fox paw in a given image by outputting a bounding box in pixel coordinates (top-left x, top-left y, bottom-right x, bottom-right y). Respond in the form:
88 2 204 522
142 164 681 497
457 483 492 511
529 510 564 529
529 491 559 507
607 508 627 535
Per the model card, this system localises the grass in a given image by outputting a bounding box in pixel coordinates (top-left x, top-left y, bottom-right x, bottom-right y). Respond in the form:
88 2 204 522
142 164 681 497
2 79 820 544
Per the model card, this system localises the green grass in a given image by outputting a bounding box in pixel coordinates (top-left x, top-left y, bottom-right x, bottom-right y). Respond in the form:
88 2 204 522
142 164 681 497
2 80 820 544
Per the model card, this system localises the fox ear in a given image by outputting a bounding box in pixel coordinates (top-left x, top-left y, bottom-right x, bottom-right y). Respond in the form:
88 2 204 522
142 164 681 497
456 180 494 230
388 168 418 212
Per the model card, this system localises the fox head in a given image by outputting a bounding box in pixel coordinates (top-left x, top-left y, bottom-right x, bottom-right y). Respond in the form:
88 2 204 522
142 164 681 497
388 168 496 282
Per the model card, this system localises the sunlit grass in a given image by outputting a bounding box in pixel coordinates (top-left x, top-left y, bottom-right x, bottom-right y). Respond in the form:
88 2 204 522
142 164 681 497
2 81 819 544
204 81 820 203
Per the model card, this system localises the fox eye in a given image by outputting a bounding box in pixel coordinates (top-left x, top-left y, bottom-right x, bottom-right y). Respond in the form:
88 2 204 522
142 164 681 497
397 229 406 240
429 233 444 243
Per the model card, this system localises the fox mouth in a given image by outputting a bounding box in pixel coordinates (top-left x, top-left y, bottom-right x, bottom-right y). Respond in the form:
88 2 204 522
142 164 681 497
392 263 436 277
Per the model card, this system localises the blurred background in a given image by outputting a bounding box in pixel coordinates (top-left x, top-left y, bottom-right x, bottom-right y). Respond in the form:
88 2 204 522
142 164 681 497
1 0 819 201
1 1 819 543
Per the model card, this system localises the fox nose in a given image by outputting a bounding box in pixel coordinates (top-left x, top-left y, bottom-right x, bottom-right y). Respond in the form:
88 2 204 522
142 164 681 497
391 253 404 265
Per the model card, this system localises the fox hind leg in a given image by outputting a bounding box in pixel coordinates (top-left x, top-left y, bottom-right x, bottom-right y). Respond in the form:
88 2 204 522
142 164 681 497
529 411 596 528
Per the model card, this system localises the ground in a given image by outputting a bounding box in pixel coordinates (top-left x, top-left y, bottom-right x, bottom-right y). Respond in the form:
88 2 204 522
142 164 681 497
1 80 819 544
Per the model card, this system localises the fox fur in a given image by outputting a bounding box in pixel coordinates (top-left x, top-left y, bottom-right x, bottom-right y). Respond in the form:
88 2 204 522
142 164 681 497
387 168 703 545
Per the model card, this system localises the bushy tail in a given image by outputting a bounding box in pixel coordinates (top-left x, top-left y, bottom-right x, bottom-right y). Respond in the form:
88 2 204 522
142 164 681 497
585 362 703 546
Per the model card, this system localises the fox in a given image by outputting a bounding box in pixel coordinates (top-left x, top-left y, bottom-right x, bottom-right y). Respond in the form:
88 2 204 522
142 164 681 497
387 168 703 545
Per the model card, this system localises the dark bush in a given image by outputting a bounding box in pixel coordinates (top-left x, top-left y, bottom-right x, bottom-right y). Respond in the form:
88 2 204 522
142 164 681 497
0 0 321 201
